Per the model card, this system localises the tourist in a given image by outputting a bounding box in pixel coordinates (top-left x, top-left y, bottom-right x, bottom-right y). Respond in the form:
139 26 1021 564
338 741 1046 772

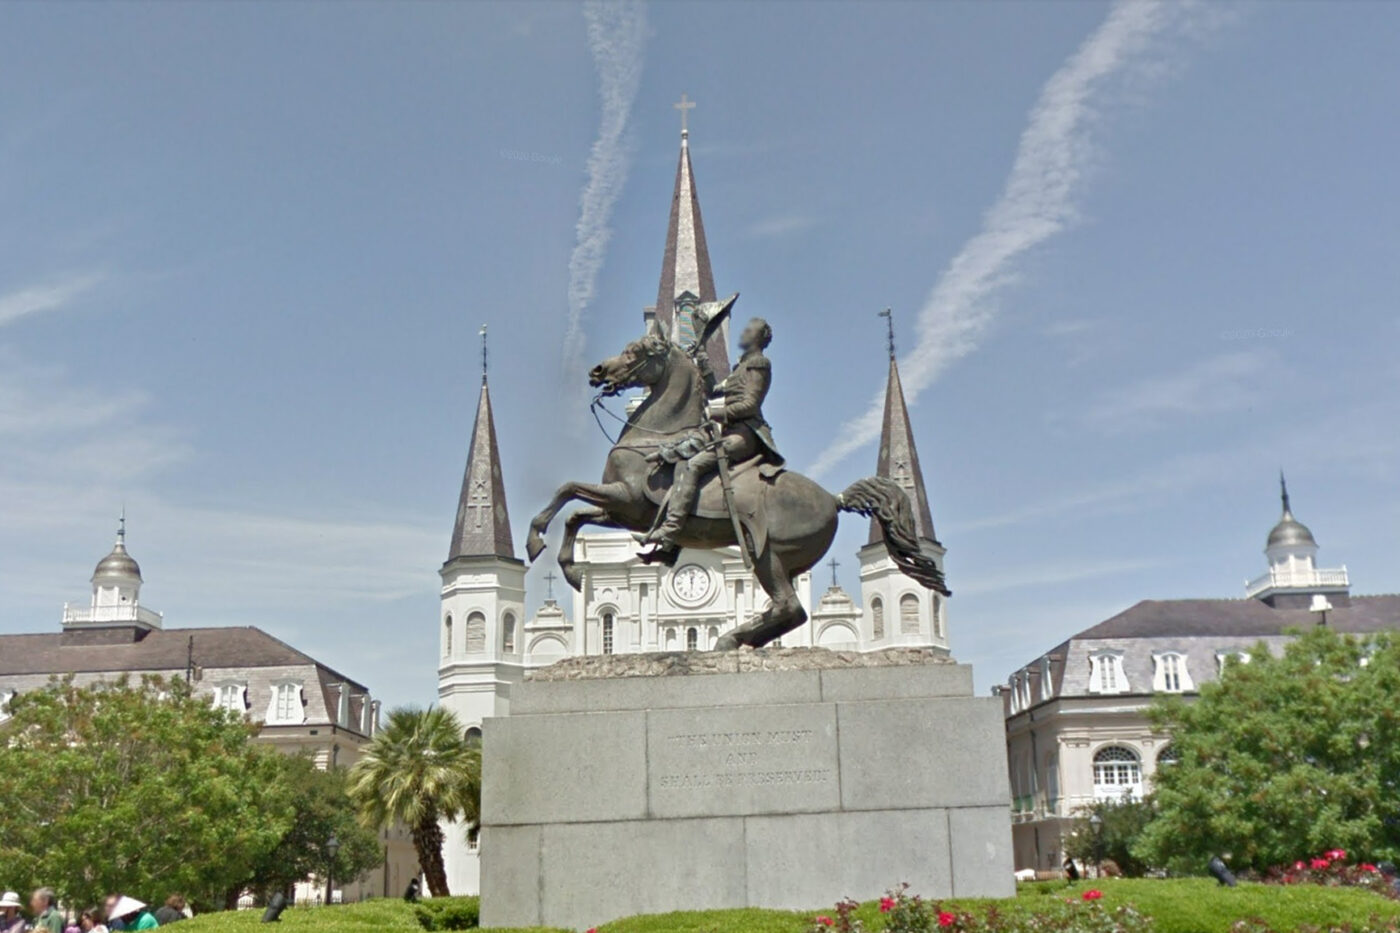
151 898 185 926
105 899 156 932
1 892 25 933
31 889 63 933
79 909 108 933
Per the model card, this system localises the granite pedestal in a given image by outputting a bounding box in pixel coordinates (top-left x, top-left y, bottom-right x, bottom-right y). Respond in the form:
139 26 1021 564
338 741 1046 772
479 649 1013 930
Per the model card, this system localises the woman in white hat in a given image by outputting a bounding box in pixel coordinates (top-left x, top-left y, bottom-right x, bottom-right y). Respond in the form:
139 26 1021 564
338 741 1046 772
0 891 26 933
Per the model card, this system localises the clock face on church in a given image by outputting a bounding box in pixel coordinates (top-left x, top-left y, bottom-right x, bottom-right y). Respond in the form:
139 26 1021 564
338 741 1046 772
670 564 712 604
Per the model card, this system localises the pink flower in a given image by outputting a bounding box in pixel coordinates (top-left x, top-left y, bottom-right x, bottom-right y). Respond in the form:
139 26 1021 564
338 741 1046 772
938 912 956 928
816 917 833 927
1311 858 1331 870
879 897 896 913
1294 861 1307 871
1362 863 1379 873
586 929 596 933
1082 890 1104 901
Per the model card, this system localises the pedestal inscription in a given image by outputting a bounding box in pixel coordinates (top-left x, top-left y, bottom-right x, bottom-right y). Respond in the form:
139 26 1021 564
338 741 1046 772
647 706 839 818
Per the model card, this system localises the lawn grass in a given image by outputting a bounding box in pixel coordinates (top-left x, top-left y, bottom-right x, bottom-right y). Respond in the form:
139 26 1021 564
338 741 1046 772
176 878 1400 933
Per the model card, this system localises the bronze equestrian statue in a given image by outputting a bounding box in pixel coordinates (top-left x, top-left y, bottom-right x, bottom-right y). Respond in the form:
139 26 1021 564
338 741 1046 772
526 311 948 651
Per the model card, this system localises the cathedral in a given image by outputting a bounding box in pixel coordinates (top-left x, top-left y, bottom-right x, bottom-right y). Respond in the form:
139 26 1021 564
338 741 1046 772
436 121 950 893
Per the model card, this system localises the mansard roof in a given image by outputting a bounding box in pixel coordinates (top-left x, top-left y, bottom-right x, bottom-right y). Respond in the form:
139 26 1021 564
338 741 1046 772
1074 595 1400 640
447 378 515 562
0 624 368 691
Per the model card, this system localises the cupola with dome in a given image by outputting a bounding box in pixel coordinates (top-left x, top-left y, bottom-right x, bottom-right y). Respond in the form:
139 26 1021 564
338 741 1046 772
1247 474 1350 608
62 513 164 638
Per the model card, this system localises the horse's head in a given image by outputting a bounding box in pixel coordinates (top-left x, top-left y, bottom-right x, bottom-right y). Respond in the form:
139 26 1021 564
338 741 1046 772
588 329 673 397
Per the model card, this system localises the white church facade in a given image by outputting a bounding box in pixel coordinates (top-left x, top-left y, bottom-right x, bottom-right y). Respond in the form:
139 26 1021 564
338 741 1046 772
436 121 951 893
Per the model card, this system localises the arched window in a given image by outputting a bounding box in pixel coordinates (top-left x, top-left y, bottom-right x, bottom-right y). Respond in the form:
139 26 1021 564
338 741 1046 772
932 595 942 638
899 593 920 635
708 626 719 648
686 627 698 651
443 615 453 657
871 597 884 639
1157 745 1179 767
602 613 614 655
502 612 517 653
465 726 482 749
465 611 487 654
1093 746 1142 799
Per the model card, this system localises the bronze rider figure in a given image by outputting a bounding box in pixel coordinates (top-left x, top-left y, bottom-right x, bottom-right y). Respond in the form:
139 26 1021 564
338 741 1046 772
638 316 783 556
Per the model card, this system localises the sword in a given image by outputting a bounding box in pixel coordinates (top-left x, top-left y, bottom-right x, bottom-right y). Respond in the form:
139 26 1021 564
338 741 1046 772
712 427 754 571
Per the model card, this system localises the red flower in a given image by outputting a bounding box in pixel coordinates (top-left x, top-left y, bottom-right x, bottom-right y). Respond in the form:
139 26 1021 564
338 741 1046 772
1325 849 1347 861
816 917 833 927
1311 858 1331 870
1362 863 1379 873
1082 890 1104 901
879 897 896 913
586 929 596 933
1294 861 1307 871
938 912 956 928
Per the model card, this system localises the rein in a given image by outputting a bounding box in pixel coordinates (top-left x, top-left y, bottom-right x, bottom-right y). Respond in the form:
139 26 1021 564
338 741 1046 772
589 391 705 448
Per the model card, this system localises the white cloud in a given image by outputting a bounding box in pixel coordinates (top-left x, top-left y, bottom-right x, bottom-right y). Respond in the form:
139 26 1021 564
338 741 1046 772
1081 350 1270 431
809 0 1215 477
0 273 102 327
745 213 818 239
560 0 648 392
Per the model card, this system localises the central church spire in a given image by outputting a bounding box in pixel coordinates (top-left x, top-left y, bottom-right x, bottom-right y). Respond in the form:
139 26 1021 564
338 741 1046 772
652 95 729 374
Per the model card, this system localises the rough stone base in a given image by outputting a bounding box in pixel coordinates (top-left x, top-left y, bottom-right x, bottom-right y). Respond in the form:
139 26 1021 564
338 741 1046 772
480 655 1013 930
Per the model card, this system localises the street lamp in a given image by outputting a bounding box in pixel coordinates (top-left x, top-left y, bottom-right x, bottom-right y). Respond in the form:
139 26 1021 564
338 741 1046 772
325 832 340 906
1088 812 1104 879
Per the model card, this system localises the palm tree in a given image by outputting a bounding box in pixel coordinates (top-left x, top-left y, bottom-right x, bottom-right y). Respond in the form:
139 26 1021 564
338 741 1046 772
348 706 480 897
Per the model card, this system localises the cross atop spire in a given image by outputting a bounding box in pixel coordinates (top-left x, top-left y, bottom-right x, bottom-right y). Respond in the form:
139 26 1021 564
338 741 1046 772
117 506 126 544
674 93 695 139
479 324 489 385
878 308 895 360
827 555 840 588
1280 469 1292 516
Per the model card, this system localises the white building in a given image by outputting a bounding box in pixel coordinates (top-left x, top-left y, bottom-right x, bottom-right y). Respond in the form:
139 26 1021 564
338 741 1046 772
0 520 419 902
436 119 952 893
1000 478 1400 874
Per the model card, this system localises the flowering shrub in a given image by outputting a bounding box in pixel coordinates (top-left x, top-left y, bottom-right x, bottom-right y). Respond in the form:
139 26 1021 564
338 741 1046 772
809 884 1152 933
1230 918 1400 933
1261 849 1397 898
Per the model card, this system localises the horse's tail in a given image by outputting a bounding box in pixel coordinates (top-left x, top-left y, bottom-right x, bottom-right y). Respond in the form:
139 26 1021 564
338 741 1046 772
837 477 951 596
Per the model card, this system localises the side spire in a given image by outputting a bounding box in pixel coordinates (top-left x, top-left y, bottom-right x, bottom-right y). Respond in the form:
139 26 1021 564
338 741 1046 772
448 326 515 562
653 95 728 373
869 310 938 545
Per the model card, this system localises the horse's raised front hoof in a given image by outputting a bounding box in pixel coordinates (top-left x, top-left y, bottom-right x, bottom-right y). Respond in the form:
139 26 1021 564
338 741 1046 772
714 632 743 652
526 530 546 563
561 562 585 592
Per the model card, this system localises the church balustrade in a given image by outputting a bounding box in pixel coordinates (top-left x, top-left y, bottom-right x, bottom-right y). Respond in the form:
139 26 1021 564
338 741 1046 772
1244 565 1349 598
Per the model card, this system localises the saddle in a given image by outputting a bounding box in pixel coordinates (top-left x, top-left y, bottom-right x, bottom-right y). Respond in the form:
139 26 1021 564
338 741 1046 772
645 456 784 556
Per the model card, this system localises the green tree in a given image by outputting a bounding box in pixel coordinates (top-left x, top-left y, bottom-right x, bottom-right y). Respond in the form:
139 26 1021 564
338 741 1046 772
244 755 383 901
1137 626 1400 873
0 676 293 908
348 707 480 897
1064 797 1156 877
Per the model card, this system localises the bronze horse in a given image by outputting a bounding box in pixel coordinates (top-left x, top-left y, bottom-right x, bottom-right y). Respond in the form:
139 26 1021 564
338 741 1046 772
526 327 949 650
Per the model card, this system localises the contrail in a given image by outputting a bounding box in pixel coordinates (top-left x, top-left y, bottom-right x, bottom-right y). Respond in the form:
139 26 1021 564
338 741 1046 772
810 0 1210 477
561 0 647 392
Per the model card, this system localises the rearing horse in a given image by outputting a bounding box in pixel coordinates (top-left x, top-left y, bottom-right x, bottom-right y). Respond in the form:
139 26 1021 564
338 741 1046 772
526 328 949 650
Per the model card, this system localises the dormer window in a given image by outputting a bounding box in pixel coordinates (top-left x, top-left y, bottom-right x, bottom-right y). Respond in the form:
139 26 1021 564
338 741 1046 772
1152 652 1193 693
0 689 13 723
267 682 305 725
1216 650 1252 674
1039 656 1054 701
1088 651 1128 694
212 683 247 716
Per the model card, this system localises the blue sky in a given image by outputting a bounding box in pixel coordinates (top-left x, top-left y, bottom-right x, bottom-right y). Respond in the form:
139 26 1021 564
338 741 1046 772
2 1 1397 707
